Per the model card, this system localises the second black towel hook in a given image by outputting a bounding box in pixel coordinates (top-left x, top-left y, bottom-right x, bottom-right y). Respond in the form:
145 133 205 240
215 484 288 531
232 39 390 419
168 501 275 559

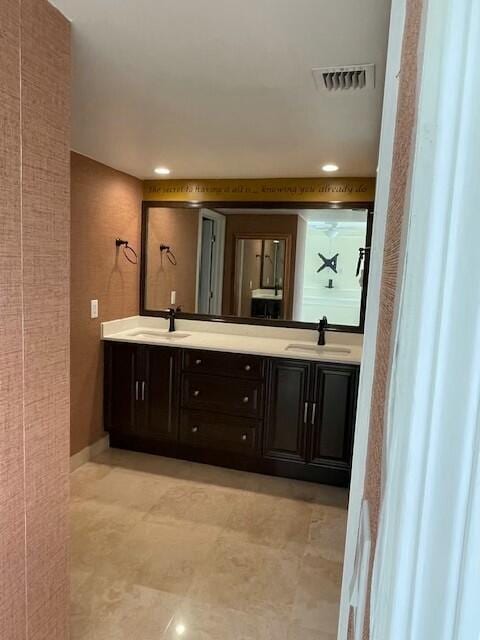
115 238 138 265
160 244 177 266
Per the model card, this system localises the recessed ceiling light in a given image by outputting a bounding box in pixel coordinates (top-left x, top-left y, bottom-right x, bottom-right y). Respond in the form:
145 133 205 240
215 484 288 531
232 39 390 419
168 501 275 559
322 163 339 173
154 166 171 175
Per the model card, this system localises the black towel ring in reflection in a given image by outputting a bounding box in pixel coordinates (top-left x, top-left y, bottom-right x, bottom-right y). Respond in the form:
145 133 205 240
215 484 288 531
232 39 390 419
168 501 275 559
160 244 177 266
115 238 138 265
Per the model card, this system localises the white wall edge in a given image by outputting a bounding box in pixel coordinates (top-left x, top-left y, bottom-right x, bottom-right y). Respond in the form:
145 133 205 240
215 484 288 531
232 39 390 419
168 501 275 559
370 0 480 637
337 0 407 637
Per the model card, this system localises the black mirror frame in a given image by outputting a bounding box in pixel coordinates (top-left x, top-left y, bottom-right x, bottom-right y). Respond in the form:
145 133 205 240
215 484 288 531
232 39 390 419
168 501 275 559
140 200 374 333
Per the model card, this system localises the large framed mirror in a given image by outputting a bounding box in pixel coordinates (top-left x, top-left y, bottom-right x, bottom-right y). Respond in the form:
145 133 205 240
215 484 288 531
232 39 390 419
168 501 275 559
140 201 373 331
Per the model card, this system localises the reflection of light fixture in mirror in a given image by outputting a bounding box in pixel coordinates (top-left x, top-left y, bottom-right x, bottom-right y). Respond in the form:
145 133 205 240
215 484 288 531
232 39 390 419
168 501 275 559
154 166 171 175
175 623 186 636
322 163 339 172
273 239 280 244
318 222 339 238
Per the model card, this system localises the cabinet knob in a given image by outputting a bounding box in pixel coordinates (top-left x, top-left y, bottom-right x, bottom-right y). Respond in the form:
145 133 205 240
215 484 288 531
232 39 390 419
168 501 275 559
242 396 249 404
195 359 202 365
192 426 199 433
193 389 200 397
244 364 251 372
241 433 247 441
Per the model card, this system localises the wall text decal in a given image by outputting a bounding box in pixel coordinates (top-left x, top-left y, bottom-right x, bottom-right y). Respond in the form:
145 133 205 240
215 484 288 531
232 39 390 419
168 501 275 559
143 177 375 203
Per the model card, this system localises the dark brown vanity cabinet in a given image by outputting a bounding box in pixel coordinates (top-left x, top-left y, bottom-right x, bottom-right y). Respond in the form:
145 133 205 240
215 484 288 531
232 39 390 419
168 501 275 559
264 359 311 463
104 342 179 441
309 363 358 469
264 359 358 476
104 342 359 486
179 349 265 457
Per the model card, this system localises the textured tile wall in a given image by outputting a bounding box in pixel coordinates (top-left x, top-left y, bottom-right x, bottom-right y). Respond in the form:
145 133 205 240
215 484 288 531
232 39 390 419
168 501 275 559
0 1 70 638
0 1 26 637
70 152 141 455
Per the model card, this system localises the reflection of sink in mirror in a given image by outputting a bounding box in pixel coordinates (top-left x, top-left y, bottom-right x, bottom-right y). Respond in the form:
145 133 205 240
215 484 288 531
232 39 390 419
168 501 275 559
285 343 351 355
251 288 283 300
127 330 191 340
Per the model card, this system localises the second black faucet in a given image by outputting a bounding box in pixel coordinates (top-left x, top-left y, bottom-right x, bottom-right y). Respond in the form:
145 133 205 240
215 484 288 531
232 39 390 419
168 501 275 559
317 316 328 346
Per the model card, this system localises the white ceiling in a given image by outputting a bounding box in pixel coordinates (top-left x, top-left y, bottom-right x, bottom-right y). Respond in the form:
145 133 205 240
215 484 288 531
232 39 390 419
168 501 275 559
52 0 391 180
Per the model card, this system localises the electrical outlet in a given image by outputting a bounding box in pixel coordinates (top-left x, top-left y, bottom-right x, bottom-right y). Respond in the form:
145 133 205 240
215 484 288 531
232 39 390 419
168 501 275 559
90 299 99 319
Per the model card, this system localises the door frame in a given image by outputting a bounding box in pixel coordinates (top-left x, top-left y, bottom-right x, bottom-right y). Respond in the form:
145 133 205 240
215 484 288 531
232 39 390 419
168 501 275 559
232 232 293 320
366 0 480 637
337 0 408 636
194 207 226 315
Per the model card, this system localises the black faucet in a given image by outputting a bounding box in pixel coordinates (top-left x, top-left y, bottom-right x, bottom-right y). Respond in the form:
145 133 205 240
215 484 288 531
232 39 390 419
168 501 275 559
166 306 181 332
317 316 328 346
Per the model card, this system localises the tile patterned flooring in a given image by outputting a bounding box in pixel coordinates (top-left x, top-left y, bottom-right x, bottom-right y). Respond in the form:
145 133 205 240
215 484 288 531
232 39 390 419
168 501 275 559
70 448 348 640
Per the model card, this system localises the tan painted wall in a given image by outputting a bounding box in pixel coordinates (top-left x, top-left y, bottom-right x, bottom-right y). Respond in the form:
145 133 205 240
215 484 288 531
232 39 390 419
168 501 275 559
0 1 70 637
237 238 263 316
145 207 199 312
70 152 142 455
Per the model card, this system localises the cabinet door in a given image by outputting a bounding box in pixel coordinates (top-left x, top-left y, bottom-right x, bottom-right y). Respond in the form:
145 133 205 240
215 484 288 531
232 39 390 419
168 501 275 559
104 341 139 433
141 346 178 440
264 359 310 462
310 364 358 468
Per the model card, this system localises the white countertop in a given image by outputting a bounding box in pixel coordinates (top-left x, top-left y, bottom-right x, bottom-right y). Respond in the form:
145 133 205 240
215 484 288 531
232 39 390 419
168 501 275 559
102 316 362 365
251 288 283 300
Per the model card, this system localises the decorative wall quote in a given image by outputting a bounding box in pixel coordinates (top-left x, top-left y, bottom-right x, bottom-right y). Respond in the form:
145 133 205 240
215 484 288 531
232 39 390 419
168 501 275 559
143 177 375 203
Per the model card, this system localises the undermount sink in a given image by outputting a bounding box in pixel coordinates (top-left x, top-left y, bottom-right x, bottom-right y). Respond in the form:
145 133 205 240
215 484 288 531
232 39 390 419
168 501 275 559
285 343 351 356
127 330 191 340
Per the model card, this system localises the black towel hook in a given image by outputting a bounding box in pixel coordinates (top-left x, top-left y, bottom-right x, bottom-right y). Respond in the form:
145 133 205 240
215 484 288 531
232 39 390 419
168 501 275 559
160 244 177 266
115 238 138 265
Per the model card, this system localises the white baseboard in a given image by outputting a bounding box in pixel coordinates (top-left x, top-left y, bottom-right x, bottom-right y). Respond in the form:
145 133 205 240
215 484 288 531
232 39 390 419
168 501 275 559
70 434 110 472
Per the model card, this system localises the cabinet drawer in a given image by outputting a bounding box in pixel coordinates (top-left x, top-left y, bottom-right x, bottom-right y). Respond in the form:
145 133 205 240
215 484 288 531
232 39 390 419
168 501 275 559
182 373 264 419
180 410 257 454
183 349 265 380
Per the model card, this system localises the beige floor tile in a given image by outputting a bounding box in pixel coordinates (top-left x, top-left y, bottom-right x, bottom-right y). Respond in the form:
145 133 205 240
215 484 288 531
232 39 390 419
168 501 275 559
71 573 131 639
94 448 195 481
224 492 312 556
291 551 343 634
287 624 336 640
187 533 300 620
253 474 349 508
164 598 290 640
71 574 180 640
70 461 113 501
180 460 264 493
78 465 174 513
308 504 348 562
70 499 143 579
120 519 223 597
71 451 346 639
145 482 242 528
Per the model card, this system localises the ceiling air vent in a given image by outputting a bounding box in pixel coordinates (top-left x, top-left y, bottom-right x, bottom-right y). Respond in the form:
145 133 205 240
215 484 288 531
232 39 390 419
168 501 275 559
312 64 375 92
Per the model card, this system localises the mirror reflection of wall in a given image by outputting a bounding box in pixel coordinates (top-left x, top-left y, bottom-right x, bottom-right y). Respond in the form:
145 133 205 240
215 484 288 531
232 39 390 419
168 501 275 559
144 206 369 328
293 210 369 326
145 207 225 314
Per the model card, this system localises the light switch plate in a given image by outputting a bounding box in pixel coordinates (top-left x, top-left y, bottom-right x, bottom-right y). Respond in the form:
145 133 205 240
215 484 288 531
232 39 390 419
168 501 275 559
90 299 99 319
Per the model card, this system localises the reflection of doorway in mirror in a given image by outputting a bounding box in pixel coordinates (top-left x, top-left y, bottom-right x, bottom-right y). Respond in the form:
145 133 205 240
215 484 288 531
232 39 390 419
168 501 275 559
235 238 286 319
195 209 226 315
